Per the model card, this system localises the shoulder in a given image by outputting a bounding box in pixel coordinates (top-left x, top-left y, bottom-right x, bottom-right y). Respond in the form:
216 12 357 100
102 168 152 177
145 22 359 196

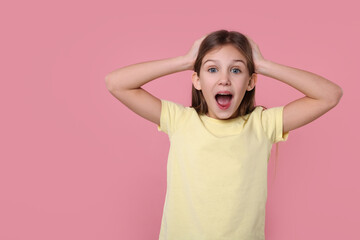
160 99 194 115
157 99 196 135
254 105 289 143
251 105 283 118
243 106 265 120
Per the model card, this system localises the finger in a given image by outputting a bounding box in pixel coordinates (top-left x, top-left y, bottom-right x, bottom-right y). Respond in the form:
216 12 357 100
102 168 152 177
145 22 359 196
245 34 255 45
197 35 207 42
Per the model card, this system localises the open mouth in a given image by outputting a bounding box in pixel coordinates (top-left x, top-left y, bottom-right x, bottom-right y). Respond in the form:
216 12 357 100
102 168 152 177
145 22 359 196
215 93 233 109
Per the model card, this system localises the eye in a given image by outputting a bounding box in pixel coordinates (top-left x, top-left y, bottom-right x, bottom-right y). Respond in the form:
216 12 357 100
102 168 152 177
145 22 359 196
208 67 218 73
231 68 241 73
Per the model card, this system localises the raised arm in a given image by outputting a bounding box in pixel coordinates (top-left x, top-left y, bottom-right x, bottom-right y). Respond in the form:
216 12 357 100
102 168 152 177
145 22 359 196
246 35 343 134
257 60 342 133
105 56 191 126
105 36 206 126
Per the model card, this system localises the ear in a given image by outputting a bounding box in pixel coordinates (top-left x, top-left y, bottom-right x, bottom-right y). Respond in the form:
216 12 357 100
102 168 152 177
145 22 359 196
192 72 201 90
246 73 257 91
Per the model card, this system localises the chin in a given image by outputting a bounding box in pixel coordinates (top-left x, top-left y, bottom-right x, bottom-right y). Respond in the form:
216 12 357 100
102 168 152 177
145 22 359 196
217 110 236 119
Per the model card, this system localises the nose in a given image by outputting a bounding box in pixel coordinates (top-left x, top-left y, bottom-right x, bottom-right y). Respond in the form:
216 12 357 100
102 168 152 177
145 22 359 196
218 71 231 86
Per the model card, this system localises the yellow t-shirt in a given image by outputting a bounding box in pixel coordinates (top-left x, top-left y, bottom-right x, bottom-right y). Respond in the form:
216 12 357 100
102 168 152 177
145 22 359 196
157 99 290 240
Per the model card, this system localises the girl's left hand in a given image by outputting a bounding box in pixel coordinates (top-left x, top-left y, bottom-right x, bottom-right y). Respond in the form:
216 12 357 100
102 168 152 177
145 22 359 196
245 34 266 74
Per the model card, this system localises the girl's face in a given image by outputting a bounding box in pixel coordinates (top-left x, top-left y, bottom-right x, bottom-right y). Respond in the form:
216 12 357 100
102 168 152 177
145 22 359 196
192 44 257 120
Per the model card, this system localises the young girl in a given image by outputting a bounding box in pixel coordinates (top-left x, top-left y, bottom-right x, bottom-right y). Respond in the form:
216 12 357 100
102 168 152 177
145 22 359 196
105 29 342 240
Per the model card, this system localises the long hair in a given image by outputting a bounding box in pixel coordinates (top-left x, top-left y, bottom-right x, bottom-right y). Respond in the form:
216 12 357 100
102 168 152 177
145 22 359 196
190 29 281 180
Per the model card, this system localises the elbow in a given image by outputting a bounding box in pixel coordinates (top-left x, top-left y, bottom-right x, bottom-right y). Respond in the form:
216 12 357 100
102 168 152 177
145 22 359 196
105 74 128 92
329 87 343 107
105 75 114 91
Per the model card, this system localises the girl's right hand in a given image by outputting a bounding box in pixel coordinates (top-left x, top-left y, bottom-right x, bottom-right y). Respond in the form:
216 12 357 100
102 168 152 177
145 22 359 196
183 35 207 70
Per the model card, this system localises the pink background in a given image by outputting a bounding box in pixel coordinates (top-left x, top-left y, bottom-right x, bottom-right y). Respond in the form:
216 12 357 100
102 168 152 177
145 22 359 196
1 0 359 239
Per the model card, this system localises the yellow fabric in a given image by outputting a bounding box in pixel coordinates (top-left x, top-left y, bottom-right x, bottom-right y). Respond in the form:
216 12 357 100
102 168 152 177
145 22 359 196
157 99 289 240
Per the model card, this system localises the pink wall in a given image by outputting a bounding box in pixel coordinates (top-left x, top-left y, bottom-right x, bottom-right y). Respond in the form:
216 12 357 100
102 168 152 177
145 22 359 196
1 0 359 239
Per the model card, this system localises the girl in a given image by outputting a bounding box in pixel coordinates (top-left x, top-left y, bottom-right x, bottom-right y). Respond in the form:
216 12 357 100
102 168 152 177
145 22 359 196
105 30 342 240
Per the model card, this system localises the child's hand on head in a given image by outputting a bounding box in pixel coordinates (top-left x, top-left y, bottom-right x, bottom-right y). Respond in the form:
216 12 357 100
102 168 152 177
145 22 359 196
184 35 207 70
245 34 266 74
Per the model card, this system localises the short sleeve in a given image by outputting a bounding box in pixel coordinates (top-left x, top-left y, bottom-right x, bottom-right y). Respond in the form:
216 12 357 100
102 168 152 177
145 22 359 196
157 99 187 136
260 106 290 143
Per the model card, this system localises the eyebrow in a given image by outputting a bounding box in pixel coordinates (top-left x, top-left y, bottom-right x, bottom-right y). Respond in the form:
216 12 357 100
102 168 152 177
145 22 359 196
203 59 246 66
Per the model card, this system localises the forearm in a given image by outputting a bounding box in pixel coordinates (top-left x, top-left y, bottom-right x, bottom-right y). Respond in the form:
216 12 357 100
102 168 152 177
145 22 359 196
105 56 192 91
257 60 343 102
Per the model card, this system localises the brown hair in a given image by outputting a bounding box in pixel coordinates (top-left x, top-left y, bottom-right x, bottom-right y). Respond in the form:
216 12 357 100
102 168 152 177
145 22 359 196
190 29 281 179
